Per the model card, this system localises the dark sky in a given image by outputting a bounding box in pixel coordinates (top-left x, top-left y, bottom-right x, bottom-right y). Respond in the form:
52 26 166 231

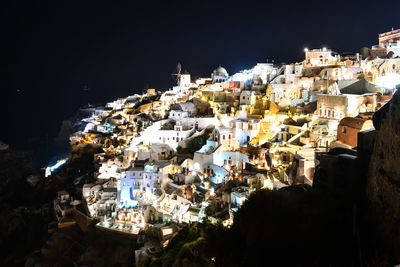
1 0 399 146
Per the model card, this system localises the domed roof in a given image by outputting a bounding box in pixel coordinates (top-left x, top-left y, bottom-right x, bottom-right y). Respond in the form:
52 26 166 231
213 65 228 77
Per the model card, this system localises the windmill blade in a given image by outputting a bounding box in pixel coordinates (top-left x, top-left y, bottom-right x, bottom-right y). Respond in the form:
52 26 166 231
171 62 182 86
177 62 182 75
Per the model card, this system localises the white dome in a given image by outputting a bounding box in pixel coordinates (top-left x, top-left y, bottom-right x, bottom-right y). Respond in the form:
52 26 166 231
213 65 228 77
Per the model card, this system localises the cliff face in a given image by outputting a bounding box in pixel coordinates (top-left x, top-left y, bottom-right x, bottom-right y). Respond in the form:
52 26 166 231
367 89 400 261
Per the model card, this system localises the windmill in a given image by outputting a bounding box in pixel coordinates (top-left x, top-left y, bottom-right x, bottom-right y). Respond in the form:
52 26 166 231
171 62 182 86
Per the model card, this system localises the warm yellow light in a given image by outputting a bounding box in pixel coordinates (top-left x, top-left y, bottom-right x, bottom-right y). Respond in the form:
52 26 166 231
263 179 274 190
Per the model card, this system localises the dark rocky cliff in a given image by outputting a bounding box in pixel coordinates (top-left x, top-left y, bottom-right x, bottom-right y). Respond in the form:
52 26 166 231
367 89 400 262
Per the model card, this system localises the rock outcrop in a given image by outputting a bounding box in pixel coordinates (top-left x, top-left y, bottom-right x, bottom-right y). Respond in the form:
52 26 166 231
367 89 400 262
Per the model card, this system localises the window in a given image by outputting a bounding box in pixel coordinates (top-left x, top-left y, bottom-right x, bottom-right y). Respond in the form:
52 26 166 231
342 126 347 134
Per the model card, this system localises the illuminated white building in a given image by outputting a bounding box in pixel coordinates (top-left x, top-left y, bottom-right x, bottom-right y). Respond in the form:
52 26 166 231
229 118 260 146
212 125 235 148
97 159 124 180
317 79 382 121
212 65 229 83
379 28 400 46
319 66 363 81
240 90 260 105
193 139 248 183
379 28 400 57
159 74 195 109
213 150 248 171
231 186 252 207
252 63 276 83
168 102 197 120
193 140 217 174
375 58 400 89
130 119 195 150
120 161 173 207
304 48 338 66
105 98 126 110
155 121 195 149
178 73 192 87
131 143 175 161
229 63 277 85
269 64 304 106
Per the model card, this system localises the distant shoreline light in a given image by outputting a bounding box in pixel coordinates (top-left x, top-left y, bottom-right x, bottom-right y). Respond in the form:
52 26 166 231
45 158 68 177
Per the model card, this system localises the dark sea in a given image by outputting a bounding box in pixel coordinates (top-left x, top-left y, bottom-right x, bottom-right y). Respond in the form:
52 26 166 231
1 87 136 167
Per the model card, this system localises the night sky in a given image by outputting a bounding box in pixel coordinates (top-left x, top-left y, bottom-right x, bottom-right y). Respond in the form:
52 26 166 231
2 0 399 152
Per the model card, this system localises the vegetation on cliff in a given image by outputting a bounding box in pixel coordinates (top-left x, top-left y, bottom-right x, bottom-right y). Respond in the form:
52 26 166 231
149 189 357 266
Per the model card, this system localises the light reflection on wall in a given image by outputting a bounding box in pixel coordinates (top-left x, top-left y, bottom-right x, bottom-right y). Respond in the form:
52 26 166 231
376 73 400 89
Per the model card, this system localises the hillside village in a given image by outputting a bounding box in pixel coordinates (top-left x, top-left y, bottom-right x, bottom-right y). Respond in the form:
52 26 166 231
49 29 400 264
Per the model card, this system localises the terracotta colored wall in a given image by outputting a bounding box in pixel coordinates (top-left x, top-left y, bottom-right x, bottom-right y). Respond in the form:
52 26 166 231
337 125 359 148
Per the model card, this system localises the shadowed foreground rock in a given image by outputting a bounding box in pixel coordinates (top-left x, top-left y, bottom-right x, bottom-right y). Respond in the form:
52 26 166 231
367 89 400 263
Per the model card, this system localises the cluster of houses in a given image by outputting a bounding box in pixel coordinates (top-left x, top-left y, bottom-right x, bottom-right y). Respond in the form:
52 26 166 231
52 29 400 262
